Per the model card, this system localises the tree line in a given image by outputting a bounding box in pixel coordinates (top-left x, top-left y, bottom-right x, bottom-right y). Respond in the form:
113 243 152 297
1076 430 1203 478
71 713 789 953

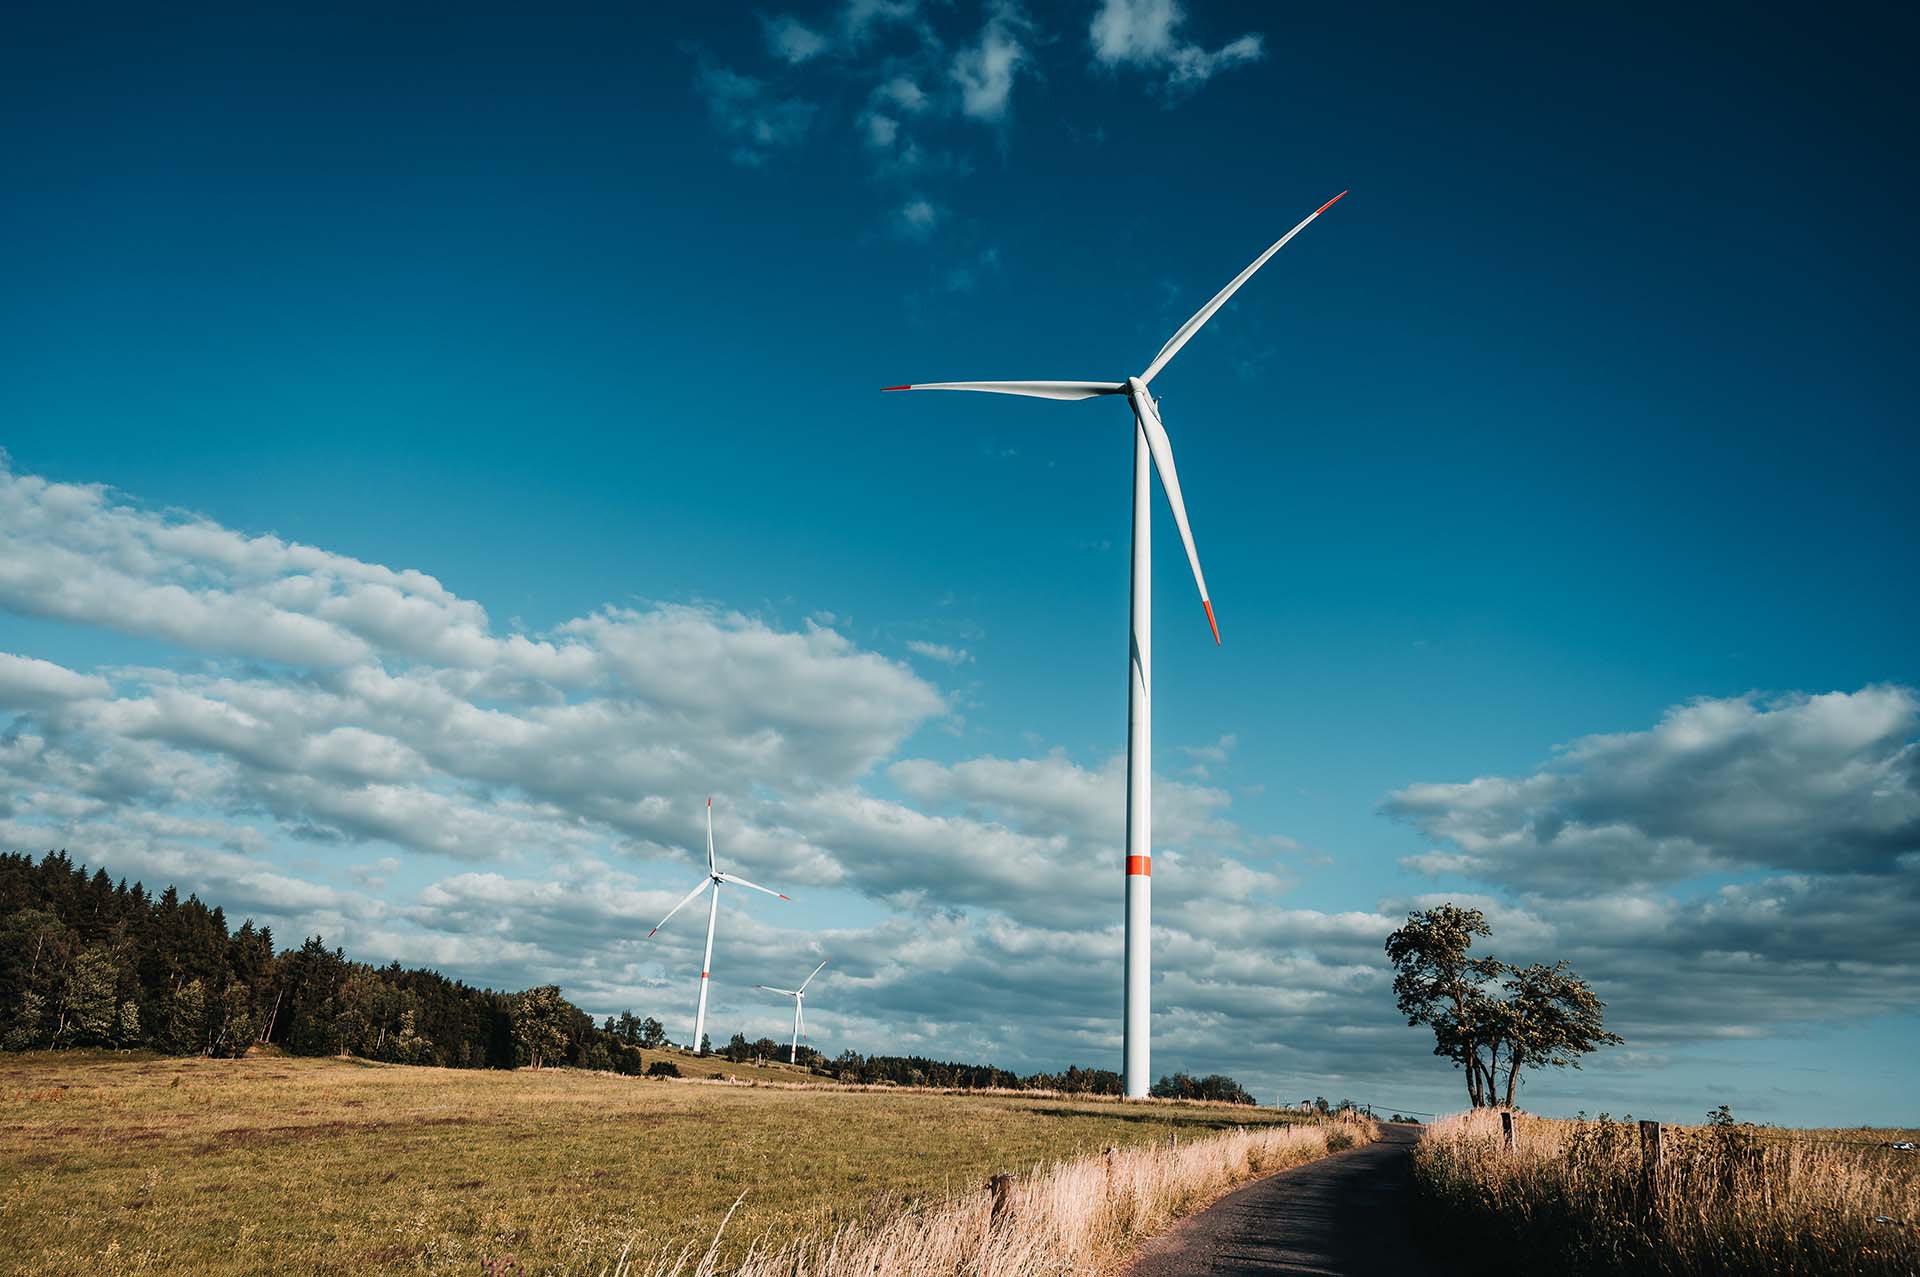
0 851 624 1069
2 852 1259 1103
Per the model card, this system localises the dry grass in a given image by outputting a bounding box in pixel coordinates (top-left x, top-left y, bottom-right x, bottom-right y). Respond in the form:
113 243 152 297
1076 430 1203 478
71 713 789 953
0 1050 1358 1275
1412 1107 1920 1276
608 1115 1377 1277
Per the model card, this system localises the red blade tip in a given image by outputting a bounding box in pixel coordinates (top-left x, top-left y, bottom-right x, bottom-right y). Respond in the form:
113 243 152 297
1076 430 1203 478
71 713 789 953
778 893 792 901
882 385 912 392
1314 190 1349 216
1203 599 1221 645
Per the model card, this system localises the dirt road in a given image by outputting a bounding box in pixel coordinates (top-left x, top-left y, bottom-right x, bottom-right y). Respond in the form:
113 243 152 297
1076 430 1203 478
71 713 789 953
1120 1123 1439 1277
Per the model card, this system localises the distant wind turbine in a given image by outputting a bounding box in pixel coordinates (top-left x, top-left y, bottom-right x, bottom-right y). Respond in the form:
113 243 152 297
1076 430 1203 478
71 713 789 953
647 797 791 1055
756 957 828 1065
883 192 1348 1098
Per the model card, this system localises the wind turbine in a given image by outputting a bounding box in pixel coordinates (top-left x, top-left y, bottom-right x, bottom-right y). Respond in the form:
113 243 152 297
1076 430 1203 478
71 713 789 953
883 192 1347 1098
756 958 828 1065
646 797 791 1055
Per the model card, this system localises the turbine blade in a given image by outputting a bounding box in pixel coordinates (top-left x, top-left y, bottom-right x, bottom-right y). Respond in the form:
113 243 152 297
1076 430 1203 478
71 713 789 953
646 877 713 938
705 796 716 875
757 985 798 996
716 872 791 901
1133 394 1218 643
798 958 829 992
1140 191 1347 386
881 381 1125 401
797 1001 805 1043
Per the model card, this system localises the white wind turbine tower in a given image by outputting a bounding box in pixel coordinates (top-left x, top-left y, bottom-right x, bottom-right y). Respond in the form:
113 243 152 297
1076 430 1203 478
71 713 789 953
757 958 828 1065
646 797 791 1055
884 192 1347 1098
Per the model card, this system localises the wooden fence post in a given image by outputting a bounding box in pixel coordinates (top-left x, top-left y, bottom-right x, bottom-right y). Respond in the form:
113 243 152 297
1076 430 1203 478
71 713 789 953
989 1173 1014 1223
1501 1110 1516 1151
1639 1120 1663 1236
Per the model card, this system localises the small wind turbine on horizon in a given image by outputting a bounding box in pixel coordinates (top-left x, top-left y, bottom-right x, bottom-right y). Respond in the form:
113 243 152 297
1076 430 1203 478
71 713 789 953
883 191 1348 1099
756 957 828 1065
646 797 791 1056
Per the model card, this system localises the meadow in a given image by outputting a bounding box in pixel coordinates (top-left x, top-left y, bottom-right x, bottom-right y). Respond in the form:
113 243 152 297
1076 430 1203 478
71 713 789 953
0 1050 1352 1275
1412 1107 1920 1276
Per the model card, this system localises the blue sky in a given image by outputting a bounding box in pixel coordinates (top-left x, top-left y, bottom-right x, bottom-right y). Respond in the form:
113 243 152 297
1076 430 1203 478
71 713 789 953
1 1 1914 1124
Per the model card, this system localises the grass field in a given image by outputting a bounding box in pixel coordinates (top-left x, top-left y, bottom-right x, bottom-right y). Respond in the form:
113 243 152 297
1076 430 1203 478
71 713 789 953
1412 1108 1920 1276
0 1050 1327 1275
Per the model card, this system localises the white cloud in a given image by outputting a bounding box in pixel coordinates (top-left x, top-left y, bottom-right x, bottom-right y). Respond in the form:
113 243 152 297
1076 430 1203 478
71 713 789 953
0 652 110 707
1387 686 1920 890
1089 0 1264 95
952 4 1031 122
875 75 928 113
763 14 829 64
5 454 1913 1118
904 639 969 665
897 194 941 238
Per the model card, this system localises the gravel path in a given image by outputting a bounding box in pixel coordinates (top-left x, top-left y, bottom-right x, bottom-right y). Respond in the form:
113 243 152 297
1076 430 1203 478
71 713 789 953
1119 1123 1440 1277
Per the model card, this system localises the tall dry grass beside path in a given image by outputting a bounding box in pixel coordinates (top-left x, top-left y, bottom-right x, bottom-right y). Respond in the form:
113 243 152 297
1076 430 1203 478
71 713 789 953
1412 1108 1920 1276
611 1117 1377 1277
0 1051 1367 1275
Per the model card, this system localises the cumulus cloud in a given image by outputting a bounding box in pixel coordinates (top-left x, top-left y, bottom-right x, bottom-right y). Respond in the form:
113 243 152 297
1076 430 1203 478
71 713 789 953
1387 686 1920 891
6 453 1910 1116
0 652 110 707
1374 686 1920 1108
1088 0 1264 95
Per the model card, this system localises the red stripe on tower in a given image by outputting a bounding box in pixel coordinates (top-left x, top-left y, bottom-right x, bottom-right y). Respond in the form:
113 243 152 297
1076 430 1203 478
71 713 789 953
1126 855 1151 877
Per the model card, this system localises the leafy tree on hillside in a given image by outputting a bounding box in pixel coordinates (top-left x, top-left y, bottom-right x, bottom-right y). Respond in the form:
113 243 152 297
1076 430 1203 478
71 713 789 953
1385 904 1621 1107
166 978 207 1055
56 947 120 1047
511 985 570 1069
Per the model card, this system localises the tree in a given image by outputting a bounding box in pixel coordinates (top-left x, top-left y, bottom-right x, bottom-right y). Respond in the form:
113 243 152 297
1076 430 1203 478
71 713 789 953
510 986 571 1070
1150 1071 1256 1104
214 982 257 1058
1491 962 1622 1107
1385 904 1621 1107
166 978 207 1055
1384 905 1505 1106
56 947 120 1047
637 1016 666 1048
